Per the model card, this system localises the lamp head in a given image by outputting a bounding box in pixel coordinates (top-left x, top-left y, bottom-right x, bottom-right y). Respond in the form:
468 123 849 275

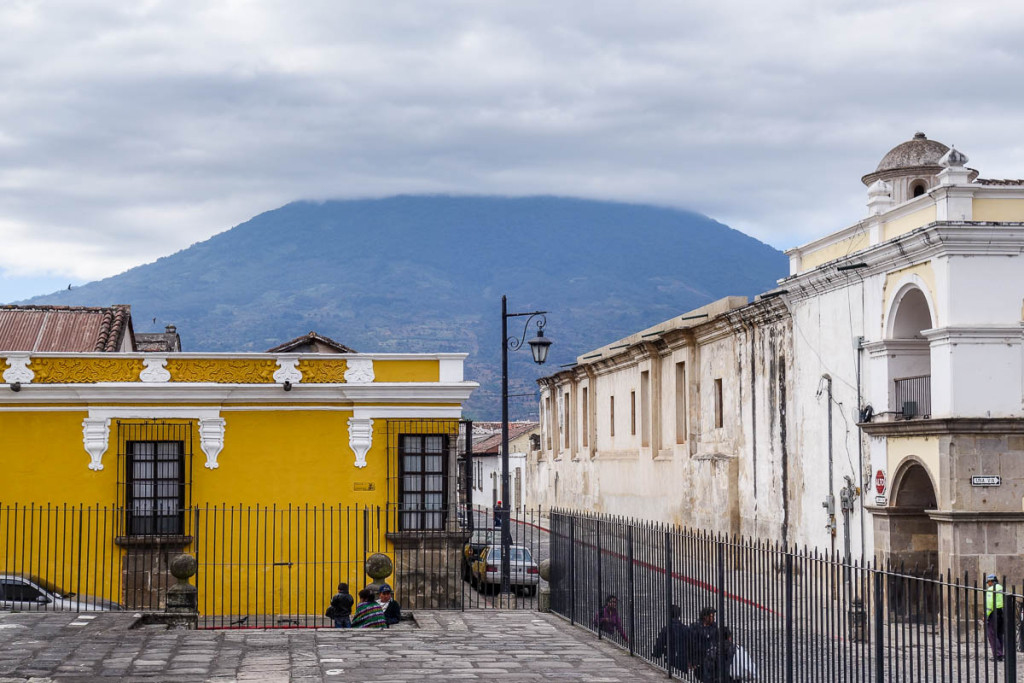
527 328 552 365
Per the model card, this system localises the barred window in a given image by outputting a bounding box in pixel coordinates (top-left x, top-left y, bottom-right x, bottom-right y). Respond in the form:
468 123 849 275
117 421 192 538
398 434 448 530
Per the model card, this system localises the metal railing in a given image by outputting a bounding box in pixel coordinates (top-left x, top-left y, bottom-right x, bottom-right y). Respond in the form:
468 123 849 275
1 502 546 627
550 509 1022 682
895 375 931 419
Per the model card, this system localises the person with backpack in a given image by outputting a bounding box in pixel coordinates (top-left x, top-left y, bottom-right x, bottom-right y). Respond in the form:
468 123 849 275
326 582 354 628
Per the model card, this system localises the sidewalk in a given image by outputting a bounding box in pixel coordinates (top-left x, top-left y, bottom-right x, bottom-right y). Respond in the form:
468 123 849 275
0 610 667 682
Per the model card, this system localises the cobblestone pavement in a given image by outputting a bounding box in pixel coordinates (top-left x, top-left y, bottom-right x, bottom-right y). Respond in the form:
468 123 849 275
0 610 667 682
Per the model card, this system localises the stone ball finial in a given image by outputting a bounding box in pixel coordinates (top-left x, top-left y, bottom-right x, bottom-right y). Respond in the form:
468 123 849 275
539 558 551 582
169 554 198 582
365 553 394 581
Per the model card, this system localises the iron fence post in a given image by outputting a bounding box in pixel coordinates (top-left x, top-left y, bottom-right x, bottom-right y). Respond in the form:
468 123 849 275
569 516 576 626
665 530 673 677
785 552 794 683
627 524 636 657
717 540 725 683
873 570 884 683
596 521 603 640
1007 592 1017 682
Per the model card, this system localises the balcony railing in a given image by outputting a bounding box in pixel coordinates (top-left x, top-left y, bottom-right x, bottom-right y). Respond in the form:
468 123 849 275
894 375 931 419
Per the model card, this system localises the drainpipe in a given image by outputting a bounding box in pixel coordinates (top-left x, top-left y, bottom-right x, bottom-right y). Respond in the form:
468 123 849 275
856 336 865 559
818 374 836 553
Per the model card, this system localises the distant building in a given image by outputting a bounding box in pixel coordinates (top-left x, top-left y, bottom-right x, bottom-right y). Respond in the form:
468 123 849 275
468 422 539 512
532 134 1024 580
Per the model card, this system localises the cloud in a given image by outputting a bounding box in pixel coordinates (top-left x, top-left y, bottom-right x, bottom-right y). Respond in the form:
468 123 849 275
2 0 1024 288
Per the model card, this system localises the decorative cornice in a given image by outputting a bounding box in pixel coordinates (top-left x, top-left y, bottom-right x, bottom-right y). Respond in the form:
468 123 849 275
860 417 1024 437
344 358 375 383
82 417 110 471
140 357 171 383
199 418 226 469
348 417 374 468
0 382 477 406
273 358 303 384
3 355 33 384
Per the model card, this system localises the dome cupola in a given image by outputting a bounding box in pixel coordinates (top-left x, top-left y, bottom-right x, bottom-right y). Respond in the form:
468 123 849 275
862 132 977 206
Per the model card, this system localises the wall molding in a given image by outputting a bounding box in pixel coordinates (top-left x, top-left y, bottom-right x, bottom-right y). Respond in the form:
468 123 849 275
348 417 374 468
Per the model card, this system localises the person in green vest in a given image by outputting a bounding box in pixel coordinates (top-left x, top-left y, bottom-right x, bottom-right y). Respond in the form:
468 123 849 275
985 574 1005 661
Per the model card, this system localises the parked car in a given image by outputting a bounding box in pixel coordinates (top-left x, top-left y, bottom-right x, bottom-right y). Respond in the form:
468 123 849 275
468 544 540 595
462 528 498 580
0 574 122 611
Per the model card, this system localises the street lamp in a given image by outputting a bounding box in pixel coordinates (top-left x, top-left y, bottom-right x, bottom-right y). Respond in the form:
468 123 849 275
500 295 551 594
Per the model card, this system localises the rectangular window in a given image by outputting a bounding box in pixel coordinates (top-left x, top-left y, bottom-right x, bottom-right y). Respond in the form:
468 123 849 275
127 441 185 536
563 392 570 449
118 420 192 538
675 362 687 443
545 397 552 449
610 396 615 437
640 371 651 447
581 388 589 448
630 390 637 436
398 434 449 530
714 378 724 429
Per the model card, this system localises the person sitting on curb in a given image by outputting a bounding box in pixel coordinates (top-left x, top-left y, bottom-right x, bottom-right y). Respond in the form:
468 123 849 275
377 584 402 625
594 594 628 642
327 582 354 628
351 588 388 628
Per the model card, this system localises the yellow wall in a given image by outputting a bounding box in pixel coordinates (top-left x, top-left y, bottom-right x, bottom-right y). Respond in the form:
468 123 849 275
799 231 871 271
883 205 936 241
374 360 439 382
0 409 389 508
972 198 1024 222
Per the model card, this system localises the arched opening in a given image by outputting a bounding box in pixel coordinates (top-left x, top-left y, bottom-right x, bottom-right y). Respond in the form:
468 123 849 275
911 181 927 197
885 461 940 622
887 285 933 418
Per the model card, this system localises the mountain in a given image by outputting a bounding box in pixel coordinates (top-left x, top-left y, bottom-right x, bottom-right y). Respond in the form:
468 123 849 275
20 195 788 419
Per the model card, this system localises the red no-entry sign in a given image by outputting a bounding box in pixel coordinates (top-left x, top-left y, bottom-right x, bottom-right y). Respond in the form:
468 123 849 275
875 470 886 494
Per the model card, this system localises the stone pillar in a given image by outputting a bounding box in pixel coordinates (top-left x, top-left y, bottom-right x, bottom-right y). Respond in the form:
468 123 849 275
538 558 551 612
387 530 470 609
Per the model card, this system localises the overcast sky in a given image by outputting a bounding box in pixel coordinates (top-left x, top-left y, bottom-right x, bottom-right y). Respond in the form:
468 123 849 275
2 0 1024 302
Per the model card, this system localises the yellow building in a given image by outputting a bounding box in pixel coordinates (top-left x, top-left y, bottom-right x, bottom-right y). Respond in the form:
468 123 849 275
0 306 476 621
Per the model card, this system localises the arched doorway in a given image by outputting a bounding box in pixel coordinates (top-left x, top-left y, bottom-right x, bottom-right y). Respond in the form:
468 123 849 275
886 461 940 622
886 285 934 418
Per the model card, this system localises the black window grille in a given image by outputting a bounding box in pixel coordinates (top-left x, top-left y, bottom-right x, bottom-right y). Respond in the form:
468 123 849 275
116 421 192 537
398 434 449 530
386 419 465 532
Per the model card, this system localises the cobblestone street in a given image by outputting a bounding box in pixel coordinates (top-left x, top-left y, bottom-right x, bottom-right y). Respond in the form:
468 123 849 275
0 610 667 682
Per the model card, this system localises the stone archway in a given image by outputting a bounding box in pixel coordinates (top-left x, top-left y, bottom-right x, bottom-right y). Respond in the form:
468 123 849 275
887 461 939 572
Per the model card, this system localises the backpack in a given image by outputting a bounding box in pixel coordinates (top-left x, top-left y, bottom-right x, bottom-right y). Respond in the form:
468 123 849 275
325 605 337 619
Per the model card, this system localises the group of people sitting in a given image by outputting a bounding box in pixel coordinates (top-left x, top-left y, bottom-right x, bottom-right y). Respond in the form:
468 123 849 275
326 582 402 628
596 596 756 681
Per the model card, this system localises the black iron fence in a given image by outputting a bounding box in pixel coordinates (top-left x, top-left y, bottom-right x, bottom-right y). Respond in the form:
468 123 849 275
0 502 546 627
550 509 1022 683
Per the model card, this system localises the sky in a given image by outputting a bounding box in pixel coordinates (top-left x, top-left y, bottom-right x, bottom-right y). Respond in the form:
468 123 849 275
3 0 1024 303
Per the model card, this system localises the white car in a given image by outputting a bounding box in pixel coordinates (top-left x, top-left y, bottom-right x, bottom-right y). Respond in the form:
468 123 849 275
469 544 540 595
0 574 122 611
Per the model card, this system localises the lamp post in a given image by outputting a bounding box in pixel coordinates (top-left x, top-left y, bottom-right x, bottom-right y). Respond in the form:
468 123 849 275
500 295 551 594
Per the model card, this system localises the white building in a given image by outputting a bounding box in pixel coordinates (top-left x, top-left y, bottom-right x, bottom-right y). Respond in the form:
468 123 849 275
469 422 539 513
530 134 1024 580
